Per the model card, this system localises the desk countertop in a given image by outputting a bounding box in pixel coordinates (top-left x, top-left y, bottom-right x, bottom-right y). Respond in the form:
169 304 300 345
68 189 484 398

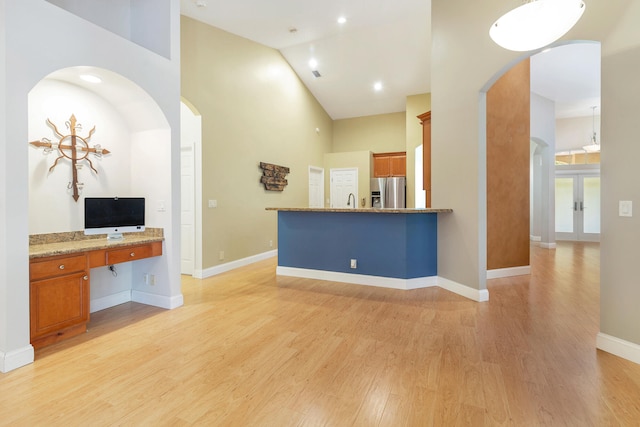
29 229 164 259
265 207 452 214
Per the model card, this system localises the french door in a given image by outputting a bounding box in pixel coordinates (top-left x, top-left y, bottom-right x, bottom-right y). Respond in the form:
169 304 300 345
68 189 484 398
555 172 600 242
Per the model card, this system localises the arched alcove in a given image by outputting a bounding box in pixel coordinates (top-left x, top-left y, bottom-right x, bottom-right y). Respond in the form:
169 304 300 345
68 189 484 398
27 65 175 315
481 41 600 277
28 66 171 233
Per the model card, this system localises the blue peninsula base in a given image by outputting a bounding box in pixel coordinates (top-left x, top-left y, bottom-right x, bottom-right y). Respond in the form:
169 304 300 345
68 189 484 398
275 209 440 290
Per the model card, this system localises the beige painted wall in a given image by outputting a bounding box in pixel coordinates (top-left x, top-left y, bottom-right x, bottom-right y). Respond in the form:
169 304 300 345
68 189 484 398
601 43 640 345
432 0 640 351
324 151 373 208
406 93 431 208
332 113 406 153
181 16 333 268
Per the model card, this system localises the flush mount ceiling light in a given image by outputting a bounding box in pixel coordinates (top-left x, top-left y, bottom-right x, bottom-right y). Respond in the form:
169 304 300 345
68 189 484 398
79 74 102 83
489 0 585 52
373 82 383 92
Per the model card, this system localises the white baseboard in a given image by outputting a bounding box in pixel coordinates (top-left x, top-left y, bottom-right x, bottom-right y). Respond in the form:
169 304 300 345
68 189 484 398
1 345 34 373
131 291 184 309
530 235 541 242
436 276 490 302
276 267 489 302
276 266 438 290
540 242 557 249
596 332 640 365
91 291 132 313
195 250 277 279
487 265 531 279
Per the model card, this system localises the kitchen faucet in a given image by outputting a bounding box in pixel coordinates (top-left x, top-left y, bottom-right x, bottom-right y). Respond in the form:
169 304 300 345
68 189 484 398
347 192 356 208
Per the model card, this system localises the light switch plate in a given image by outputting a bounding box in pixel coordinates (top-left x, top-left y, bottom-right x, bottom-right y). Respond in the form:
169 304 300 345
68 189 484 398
619 200 632 217
208 199 217 208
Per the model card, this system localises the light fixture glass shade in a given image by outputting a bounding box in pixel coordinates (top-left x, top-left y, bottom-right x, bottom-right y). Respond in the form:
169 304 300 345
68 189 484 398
490 0 586 52
582 143 600 153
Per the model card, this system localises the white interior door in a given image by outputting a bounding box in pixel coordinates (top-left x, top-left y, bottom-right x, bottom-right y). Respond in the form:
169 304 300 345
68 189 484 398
180 101 202 276
309 166 324 208
180 145 195 275
330 168 358 208
555 172 600 242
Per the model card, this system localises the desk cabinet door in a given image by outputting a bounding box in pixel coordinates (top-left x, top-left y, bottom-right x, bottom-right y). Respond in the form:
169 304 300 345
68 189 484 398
30 272 90 339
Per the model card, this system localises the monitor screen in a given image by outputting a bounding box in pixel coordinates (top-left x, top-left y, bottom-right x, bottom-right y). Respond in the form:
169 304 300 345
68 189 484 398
84 197 145 240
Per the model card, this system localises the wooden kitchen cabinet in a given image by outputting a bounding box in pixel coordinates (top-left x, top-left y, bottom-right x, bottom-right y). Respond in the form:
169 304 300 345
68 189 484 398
30 254 90 349
29 240 163 349
418 111 431 208
373 152 406 177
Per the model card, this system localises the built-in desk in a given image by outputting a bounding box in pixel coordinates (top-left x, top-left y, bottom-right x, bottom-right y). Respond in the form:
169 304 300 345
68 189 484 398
29 229 164 349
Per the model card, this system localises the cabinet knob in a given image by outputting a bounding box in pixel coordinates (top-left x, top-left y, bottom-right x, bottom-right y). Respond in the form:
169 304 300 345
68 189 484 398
59 264 65 270
83 275 89 281
130 252 135 257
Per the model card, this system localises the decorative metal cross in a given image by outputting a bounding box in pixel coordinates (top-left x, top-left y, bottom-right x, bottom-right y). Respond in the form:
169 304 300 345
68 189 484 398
30 114 111 201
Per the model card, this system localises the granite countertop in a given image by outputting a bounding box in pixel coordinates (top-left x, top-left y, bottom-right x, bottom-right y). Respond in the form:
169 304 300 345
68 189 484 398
265 207 453 214
29 228 164 259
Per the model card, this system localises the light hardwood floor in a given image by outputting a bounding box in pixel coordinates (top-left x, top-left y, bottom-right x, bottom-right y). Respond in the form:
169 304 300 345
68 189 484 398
2 242 640 426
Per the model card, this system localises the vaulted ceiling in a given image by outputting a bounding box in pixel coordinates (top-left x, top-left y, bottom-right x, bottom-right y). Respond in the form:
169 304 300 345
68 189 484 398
180 0 599 120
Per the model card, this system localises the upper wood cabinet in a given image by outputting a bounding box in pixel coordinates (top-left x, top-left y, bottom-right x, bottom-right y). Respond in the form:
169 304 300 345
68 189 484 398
418 111 431 208
373 152 406 177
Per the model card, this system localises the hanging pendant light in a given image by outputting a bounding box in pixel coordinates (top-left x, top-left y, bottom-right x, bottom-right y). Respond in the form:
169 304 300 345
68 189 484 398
490 0 586 52
583 106 600 153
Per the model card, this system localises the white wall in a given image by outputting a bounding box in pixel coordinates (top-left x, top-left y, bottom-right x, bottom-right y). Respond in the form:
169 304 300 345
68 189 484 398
28 80 133 233
0 0 181 373
556 115 601 152
530 92 556 248
45 0 171 58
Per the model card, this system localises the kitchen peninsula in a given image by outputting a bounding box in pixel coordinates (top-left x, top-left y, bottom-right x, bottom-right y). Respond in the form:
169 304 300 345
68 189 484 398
266 207 452 290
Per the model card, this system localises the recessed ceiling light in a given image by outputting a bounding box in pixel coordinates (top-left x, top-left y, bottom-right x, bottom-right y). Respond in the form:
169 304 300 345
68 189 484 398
308 58 318 69
80 74 102 83
337 16 347 24
373 82 383 92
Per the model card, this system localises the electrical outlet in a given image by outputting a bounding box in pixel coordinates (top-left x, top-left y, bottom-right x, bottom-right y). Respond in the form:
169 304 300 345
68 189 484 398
150 274 156 285
219 250 225 260
269 240 273 247
144 273 149 285
350 259 357 269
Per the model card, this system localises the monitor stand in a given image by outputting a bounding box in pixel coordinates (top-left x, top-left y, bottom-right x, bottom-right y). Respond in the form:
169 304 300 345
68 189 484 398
107 233 124 241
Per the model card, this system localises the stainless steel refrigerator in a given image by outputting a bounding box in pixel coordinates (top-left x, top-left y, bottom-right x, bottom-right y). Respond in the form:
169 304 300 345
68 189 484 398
371 177 406 208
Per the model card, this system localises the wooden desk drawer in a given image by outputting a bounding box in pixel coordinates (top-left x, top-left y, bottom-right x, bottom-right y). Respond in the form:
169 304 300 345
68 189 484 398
30 254 87 281
106 244 153 264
